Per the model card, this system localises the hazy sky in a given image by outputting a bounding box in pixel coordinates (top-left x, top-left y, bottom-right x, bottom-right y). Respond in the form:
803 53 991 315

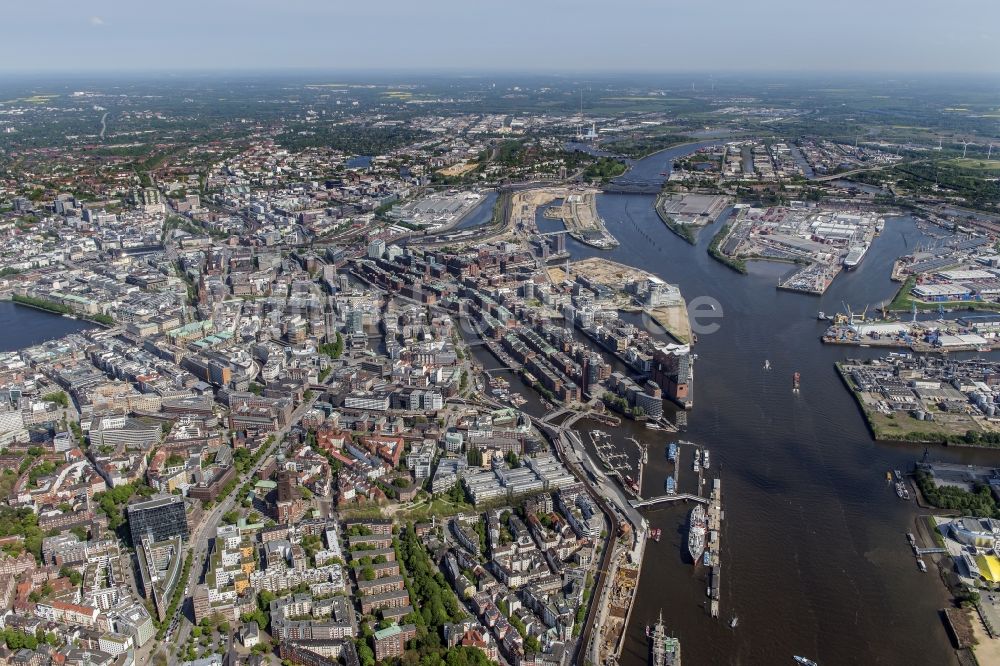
3 0 998 74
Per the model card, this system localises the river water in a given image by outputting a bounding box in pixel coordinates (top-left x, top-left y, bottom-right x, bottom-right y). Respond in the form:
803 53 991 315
591 145 971 666
455 191 499 230
482 142 976 665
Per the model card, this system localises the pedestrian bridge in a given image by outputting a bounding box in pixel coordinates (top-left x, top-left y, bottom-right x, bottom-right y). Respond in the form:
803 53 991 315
631 493 708 508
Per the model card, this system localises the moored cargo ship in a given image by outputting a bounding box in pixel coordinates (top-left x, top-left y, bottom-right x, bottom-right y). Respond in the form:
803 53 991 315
843 244 868 270
688 505 707 564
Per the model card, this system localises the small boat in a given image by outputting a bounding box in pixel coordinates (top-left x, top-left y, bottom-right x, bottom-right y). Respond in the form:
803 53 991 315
763 359 771 371
702 550 711 566
885 471 892 482
693 452 700 473
703 449 710 470
665 476 676 494
730 615 739 629
650 528 662 543
817 311 826 320
792 372 801 392
794 658 819 666
917 559 927 572
667 442 678 462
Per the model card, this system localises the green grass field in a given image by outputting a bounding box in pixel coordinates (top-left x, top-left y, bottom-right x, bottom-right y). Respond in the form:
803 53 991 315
398 495 473 521
887 275 1000 312
868 411 973 442
945 158 1000 172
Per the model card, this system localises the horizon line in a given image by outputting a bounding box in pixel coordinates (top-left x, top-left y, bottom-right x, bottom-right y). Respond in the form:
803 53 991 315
0 67 998 79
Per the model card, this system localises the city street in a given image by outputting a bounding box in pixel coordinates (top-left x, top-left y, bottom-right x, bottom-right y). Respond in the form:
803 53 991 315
162 391 324 664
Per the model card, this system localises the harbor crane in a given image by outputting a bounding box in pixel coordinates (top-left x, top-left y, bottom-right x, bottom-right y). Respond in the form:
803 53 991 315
841 301 868 326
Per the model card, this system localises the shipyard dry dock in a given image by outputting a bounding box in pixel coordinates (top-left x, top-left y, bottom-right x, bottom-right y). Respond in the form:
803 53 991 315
547 257 692 344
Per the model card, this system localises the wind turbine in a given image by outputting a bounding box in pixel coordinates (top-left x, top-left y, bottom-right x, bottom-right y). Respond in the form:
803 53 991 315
962 140 972 158
989 144 994 160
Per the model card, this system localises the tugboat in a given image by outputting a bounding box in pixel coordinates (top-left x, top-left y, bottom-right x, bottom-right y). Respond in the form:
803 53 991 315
792 372 801 393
